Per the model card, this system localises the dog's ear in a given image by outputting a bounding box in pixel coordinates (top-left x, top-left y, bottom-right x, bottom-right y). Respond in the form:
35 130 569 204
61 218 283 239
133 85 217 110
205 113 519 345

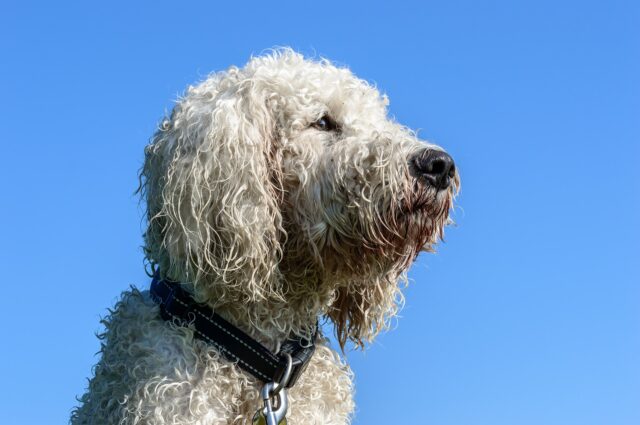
140 76 284 304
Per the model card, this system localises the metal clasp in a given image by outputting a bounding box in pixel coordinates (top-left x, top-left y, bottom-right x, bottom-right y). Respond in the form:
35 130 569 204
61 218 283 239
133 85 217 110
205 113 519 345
252 353 293 425
259 382 288 425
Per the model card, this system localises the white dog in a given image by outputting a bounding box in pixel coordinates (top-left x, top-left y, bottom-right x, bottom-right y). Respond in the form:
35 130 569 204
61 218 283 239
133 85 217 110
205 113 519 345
72 49 458 425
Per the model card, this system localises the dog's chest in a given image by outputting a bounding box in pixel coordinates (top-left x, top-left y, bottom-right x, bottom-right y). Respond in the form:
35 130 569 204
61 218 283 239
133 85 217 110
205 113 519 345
73 290 354 424
96 290 355 424
179 329 355 424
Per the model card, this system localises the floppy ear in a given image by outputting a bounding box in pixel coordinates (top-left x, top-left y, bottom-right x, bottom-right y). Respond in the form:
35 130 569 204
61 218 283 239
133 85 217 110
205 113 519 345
140 76 284 304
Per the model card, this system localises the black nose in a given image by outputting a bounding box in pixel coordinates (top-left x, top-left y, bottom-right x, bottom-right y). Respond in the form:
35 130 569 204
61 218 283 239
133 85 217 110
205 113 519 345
412 149 456 190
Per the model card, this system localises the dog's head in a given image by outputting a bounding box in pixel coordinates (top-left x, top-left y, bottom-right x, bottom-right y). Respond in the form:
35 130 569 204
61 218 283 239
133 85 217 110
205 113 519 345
140 49 459 347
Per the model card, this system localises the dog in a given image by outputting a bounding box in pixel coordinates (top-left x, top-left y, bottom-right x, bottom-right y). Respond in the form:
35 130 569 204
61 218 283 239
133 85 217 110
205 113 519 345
71 49 459 425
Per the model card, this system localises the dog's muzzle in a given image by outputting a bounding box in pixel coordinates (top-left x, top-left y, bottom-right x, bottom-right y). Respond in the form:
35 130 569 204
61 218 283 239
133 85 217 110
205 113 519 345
410 149 456 191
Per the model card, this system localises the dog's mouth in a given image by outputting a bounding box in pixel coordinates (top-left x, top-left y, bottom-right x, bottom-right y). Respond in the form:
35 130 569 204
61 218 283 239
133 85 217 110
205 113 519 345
397 177 457 215
383 177 458 256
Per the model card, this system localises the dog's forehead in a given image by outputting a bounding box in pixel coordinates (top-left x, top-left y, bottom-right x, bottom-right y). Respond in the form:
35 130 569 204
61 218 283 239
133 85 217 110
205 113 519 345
262 62 389 122
254 58 388 115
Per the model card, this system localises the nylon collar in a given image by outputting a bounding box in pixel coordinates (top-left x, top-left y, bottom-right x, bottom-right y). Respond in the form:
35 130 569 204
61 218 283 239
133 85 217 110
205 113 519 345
150 274 317 387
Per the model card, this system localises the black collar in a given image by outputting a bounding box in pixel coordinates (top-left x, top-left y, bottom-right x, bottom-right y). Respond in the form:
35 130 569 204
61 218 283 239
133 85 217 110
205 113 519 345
150 274 317 387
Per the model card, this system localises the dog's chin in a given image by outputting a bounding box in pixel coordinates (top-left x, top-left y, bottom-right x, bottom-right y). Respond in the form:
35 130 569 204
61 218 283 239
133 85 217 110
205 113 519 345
322 185 455 276
388 184 455 258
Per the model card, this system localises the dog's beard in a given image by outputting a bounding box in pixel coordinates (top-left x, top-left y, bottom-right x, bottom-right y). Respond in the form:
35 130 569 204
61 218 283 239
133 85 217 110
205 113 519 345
279 170 457 349
282 171 458 276
327 177 457 349
351 175 456 271
395 179 457 252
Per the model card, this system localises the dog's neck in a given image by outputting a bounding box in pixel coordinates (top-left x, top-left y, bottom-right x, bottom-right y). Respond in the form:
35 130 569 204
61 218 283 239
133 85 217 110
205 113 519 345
206 291 326 352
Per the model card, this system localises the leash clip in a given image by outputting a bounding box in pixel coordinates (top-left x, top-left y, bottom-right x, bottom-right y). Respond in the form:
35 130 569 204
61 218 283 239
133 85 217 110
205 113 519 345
253 353 292 425
253 382 288 425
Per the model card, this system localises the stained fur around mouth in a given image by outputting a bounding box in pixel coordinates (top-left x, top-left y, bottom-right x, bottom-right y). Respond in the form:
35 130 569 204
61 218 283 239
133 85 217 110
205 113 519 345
308 184 453 274
393 178 457 250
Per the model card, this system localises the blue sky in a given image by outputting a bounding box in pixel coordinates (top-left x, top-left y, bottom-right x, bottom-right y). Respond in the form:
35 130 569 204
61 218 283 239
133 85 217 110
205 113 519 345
1 1 638 424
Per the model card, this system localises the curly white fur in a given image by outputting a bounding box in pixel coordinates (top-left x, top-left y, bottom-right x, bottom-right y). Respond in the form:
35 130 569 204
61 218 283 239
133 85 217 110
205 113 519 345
72 49 459 425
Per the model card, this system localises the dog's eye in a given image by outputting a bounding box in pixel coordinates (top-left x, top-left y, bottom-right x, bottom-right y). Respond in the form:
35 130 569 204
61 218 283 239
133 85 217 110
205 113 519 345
312 115 339 132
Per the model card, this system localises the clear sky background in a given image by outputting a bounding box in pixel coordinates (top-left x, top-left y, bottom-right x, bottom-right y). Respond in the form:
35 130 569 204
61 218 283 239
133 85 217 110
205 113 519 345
1 1 638 424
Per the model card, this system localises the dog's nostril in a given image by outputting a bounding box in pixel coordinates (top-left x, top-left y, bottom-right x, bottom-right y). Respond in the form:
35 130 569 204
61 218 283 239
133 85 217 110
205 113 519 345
429 159 447 175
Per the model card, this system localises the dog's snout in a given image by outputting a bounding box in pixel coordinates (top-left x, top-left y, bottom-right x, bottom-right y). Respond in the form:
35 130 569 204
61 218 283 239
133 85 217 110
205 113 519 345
412 149 456 190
